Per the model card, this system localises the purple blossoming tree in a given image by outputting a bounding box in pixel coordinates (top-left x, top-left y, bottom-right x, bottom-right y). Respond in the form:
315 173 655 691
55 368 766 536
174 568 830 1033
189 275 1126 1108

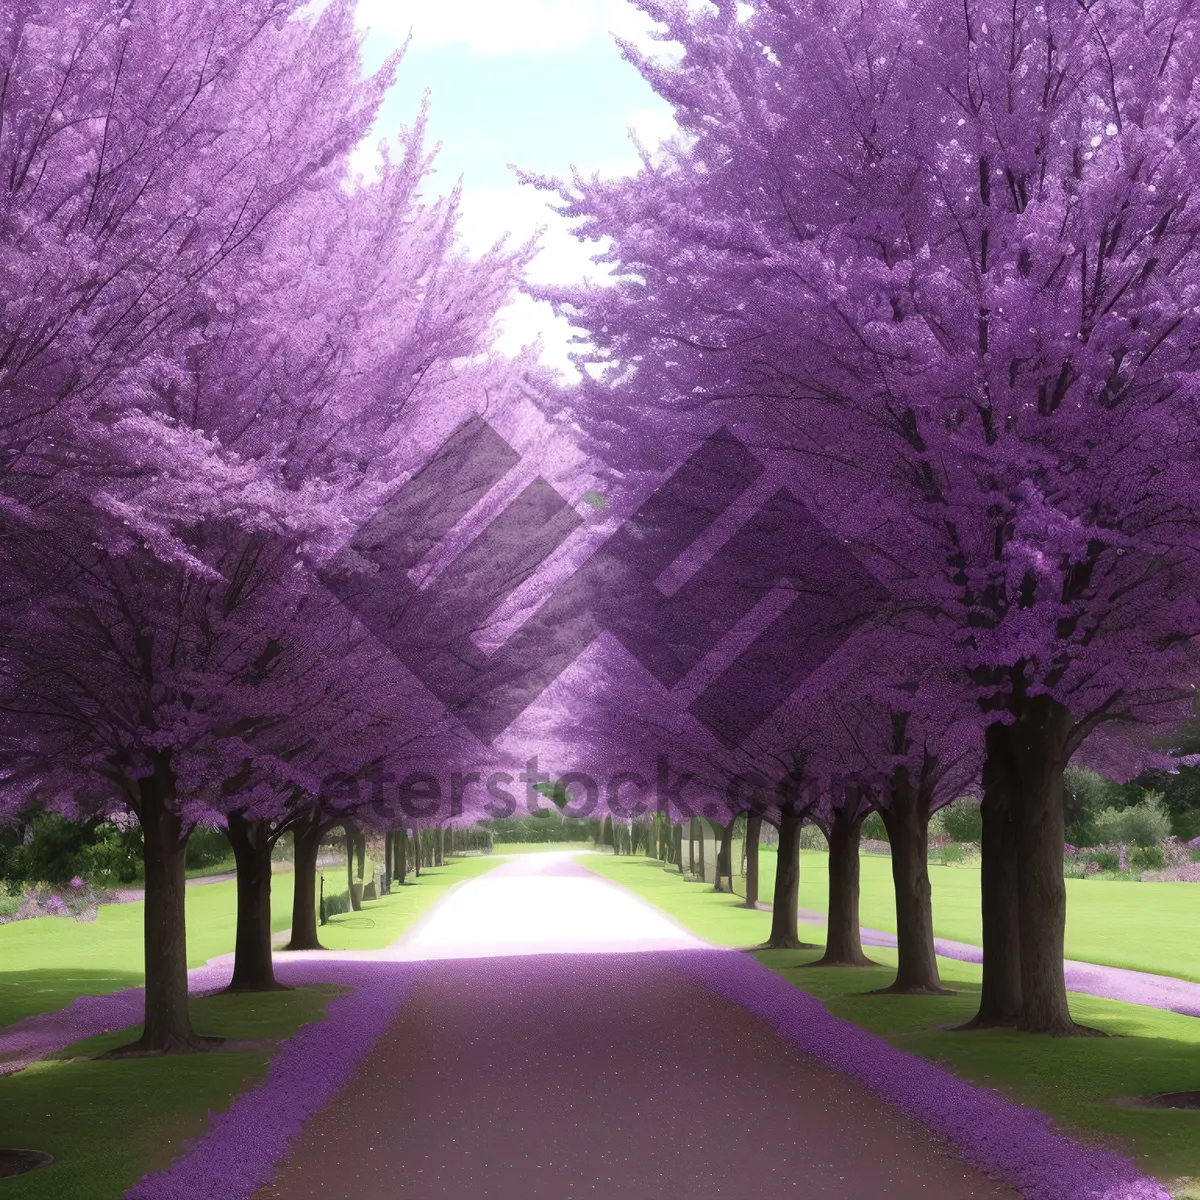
524 0 1200 1033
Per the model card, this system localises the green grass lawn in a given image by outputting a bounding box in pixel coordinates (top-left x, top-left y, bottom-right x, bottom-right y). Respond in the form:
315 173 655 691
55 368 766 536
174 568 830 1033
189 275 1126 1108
0 854 504 1198
738 846 1200 984
586 854 1200 1198
0 986 339 1200
0 854 501 1028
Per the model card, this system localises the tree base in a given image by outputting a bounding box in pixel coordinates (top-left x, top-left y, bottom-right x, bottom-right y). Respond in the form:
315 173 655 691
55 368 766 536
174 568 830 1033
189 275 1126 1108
103 1033 225 1059
223 979 292 995
869 983 956 997
1018 1020 1110 1038
760 939 820 951
952 1012 1109 1037
802 955 880 969
282 938 325 952
950 1013 1018 1032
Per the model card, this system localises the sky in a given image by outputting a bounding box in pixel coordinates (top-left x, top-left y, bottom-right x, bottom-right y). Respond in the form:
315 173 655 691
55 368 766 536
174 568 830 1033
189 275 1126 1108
349 1 684 379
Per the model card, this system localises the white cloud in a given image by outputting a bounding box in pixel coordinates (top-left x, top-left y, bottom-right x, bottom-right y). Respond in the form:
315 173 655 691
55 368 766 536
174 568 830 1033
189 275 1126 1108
354 0 671 58
343 0 684 376
451 185 618 377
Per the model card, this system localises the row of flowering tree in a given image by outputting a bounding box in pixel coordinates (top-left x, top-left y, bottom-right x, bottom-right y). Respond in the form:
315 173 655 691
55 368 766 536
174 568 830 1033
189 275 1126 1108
6 0 1200 1056
523 0 1200 1035
0 0 549 1053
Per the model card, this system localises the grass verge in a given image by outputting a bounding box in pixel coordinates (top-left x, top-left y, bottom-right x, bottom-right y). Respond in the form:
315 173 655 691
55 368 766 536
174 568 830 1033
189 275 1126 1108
0 986 340 1200
740 846 1200 984
585 853 1200 1198
1 854 502 1027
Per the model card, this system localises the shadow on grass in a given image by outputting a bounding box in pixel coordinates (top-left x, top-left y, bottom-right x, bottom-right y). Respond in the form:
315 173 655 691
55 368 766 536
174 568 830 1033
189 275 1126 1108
0 969 144 1031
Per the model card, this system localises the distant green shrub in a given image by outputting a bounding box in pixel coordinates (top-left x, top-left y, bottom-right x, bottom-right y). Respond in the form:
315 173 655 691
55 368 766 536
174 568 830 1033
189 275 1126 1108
1090 851 1121 871
185 826 231 870
800 823 828 850
861 812 887 842
2 814 143 886
1130 845 1165 871
480 811 594 843
939 797 983 843
937 844 966 866
1093 793 1172 848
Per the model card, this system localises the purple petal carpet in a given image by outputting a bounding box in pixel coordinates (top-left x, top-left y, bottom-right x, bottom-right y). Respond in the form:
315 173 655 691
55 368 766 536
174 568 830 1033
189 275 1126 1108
126 959 423 1200
669 949 1170 1200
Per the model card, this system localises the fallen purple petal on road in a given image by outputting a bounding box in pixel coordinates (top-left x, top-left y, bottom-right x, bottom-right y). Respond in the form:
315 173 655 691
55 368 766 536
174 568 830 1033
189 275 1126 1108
666 948 1169 1200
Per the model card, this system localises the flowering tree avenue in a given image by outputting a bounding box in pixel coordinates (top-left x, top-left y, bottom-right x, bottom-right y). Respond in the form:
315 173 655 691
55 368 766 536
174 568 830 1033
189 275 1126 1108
0 0 546 1050
802 628 983 993
523 0 1200 1035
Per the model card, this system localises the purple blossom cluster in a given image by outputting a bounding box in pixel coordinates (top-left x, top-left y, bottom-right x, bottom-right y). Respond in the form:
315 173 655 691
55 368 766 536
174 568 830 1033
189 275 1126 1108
1140 862 1200 884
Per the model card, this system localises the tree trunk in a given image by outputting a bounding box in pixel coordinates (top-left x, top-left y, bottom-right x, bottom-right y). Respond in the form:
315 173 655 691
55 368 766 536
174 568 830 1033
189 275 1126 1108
435 825 444 867
672 823 683 869
961 721 1024 1028
285 811 323 951
807 806 874 967
963 700 1092 1035
395 830 408 883
384 833 393 893
765 809 817 950
878 772 950 995
110 760 209 1055
714 821 733 892
413 829 421 877
745 814 761 908
345 823 363 911
226 813 286 993
1012 695 1083 1035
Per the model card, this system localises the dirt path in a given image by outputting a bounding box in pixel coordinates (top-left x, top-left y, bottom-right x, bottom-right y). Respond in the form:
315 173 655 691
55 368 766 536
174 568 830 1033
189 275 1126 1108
255 857 1014 1199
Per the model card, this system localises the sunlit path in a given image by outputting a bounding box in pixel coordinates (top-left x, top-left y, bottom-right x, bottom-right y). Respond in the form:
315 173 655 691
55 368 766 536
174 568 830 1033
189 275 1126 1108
129 854 1157 1200
392 851 707 959
249 878 1016 1200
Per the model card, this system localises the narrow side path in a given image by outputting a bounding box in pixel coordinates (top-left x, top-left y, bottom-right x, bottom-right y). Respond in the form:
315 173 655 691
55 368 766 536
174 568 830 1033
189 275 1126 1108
795 907 1200 1017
